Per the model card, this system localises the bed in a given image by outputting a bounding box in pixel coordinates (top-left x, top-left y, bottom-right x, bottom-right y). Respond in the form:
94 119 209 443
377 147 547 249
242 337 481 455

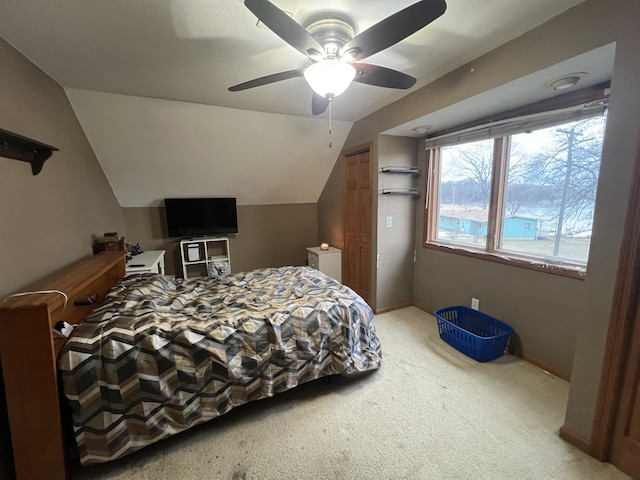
0 252 381 479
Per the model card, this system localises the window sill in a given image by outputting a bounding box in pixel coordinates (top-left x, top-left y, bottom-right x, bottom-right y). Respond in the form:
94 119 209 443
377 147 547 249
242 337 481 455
422 241 586 280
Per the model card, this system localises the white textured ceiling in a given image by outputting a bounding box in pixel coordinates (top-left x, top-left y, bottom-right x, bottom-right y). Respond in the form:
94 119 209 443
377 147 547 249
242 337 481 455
0 0 588 207
0 0 585 122
386 43 616 138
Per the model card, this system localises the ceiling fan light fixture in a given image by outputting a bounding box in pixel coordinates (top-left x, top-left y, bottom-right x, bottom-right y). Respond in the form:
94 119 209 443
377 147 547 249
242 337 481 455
412 125 431 135
549 76 581 90
545 73 587 91
304 59 356 98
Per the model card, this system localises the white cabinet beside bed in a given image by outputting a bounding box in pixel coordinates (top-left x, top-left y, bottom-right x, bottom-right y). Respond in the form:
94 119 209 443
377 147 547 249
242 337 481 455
125 250 166 275
307 246 342 282
180 236 230 279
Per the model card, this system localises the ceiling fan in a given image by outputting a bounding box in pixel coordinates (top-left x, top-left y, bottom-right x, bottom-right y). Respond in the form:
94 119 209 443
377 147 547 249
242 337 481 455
229 0 447 115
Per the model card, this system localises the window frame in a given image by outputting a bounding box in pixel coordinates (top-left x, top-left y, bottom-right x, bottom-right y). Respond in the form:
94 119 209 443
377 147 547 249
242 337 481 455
422 87 610 280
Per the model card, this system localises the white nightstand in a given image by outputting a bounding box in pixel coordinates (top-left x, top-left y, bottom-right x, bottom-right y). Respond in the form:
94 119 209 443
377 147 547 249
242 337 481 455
307 247 342 282
125 250 166 275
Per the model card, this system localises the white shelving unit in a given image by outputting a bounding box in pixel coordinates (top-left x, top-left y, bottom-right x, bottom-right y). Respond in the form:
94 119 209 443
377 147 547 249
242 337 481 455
179 237 231 279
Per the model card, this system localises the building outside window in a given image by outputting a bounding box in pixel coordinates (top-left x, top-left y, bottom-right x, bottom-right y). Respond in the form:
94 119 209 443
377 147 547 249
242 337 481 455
424 97 608 276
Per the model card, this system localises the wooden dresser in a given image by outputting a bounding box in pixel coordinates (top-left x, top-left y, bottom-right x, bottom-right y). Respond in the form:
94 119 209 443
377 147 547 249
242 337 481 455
0 252 125 480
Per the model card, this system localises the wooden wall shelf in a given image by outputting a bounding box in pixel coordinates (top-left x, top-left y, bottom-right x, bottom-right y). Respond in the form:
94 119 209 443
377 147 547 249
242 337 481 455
0 127 58 175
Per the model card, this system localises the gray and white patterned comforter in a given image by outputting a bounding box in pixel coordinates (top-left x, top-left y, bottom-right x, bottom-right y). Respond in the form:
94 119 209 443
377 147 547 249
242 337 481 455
58 266 382 464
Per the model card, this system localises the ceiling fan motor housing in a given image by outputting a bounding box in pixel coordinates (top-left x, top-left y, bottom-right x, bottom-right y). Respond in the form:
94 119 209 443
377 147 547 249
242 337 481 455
305 19 355 59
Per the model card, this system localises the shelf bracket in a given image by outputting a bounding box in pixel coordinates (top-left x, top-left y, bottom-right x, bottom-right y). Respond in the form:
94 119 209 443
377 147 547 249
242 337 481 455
0 127 58 175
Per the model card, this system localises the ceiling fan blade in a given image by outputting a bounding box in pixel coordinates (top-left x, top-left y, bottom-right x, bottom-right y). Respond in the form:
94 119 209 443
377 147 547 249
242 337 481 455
340 0 447 62
312 92 330 115
244 0 324 58
228 68 305 91
352 63 417 89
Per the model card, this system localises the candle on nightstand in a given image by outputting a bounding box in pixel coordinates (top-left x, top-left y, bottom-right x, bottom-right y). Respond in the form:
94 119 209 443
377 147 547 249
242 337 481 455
320 243 329 251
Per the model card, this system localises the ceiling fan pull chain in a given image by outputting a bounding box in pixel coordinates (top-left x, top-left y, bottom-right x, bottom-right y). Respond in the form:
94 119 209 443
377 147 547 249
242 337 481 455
328 98 333 148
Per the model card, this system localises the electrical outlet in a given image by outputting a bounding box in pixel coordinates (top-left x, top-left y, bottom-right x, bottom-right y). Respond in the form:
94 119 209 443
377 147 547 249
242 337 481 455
385 216 392 228
471 298 479 310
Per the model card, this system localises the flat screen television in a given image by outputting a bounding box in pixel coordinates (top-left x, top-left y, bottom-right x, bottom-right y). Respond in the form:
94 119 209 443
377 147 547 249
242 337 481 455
165 197 238 238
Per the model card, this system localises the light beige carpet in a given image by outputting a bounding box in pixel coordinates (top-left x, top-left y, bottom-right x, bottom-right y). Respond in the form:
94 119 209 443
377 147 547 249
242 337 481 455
71 306 628 480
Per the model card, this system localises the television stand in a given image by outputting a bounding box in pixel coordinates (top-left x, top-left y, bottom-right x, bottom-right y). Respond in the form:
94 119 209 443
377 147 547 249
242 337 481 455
179 237 231 279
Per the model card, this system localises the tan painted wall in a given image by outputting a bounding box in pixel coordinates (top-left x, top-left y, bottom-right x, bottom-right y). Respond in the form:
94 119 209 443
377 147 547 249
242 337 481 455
318 135 420 312
376 135 420 310
123 204 318 276
0 37 124 477
317 159 344 251
318 0 640 442
0 42 125 298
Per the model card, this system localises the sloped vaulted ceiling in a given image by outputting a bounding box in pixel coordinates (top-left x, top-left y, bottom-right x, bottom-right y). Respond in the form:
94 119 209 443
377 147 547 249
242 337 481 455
0 0 587 207
66 89 351 207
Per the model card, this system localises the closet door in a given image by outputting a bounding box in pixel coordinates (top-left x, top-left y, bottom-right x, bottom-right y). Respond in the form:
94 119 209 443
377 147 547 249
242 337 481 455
342 144 372 304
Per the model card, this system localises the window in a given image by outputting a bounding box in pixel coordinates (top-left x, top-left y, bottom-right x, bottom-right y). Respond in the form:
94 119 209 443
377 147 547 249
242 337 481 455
436 139 493 249
424 104 608 278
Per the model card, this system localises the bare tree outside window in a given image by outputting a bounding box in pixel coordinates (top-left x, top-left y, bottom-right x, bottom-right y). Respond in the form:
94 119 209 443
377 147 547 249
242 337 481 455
431 113 607 265
437 139 494 247
440 140 493 209
503 116 606 261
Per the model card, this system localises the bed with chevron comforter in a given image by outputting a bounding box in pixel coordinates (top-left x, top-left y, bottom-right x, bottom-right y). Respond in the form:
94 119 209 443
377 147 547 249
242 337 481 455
58 266 381 464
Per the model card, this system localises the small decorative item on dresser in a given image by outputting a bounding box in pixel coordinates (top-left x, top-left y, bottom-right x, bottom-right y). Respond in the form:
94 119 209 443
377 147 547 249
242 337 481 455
320 242 330 251
93 233 126 254
127 242 144 256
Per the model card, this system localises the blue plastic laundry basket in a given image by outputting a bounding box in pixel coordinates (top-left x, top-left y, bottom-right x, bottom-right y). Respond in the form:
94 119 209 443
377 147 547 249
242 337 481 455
434 306 513 362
